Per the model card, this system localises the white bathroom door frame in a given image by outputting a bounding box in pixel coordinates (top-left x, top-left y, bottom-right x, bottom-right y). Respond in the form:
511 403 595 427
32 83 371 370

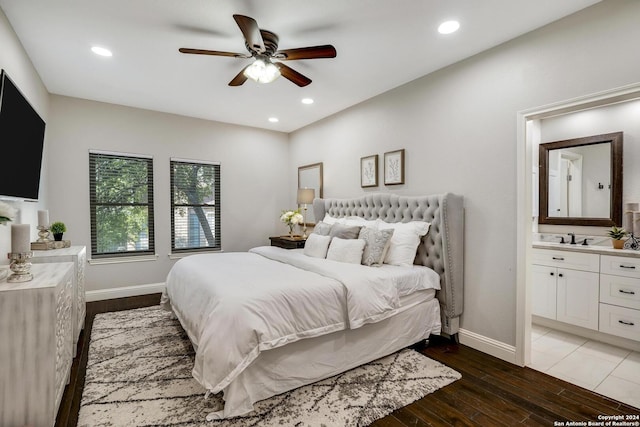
515 82 640 367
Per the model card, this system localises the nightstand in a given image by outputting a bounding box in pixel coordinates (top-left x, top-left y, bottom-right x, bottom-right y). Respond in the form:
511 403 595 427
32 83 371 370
269 236 306 249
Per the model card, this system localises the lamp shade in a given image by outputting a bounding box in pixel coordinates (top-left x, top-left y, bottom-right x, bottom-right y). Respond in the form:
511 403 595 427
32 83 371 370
297 188 315 205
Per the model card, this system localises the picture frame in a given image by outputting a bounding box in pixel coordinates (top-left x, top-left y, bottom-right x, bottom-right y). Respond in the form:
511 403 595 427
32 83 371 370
360 154 378 188
384 149 405 185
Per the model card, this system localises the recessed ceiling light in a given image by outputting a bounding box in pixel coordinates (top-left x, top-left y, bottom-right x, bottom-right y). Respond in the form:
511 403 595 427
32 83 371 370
91 46 113 57
301 98 314 105
268 117 279 123
438 20 460 35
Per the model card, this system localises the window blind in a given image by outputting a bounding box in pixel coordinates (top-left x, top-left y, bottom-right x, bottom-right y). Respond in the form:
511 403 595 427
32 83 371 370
170 158 221 252
89 151 155 258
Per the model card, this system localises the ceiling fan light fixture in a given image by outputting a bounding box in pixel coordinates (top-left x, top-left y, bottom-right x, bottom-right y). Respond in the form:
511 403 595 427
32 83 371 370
243 59 281 83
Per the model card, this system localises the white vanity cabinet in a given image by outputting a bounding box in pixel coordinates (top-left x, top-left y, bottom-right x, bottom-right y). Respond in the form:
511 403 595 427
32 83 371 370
599 255 640 341
0 262 74 427
32 245 86 357
532 248 600 330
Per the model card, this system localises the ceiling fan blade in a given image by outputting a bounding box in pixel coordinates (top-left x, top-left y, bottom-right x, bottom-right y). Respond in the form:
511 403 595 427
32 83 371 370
274 62 312 87
229 65 250 86
274 45 337 60
233 14 265 53
179 48 249 58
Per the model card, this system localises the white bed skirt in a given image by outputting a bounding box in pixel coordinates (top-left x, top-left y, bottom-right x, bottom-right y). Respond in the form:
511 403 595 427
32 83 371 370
218 295 441 418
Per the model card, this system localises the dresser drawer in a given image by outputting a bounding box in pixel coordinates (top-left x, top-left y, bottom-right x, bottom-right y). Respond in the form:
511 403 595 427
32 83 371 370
531 248 599 272
600 255 640 279
600 274 640 310
599 303 640 341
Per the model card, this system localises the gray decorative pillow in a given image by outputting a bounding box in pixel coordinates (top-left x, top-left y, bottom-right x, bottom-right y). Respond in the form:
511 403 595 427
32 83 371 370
329 223 362 240
359 227 394 266
312 221 332 236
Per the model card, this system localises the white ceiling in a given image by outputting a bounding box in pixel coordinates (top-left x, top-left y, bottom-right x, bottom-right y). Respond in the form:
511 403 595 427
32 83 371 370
1 0 600 133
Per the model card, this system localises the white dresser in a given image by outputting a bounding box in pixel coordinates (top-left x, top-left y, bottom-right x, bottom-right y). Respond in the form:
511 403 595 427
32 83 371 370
0 262 74 427
533 245 640 344
32 245 86 356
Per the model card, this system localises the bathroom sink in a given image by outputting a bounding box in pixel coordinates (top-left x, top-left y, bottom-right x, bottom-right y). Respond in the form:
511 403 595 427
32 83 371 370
533 233 609 247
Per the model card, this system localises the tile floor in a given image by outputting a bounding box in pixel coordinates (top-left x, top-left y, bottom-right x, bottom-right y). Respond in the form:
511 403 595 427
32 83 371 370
530 324 640 409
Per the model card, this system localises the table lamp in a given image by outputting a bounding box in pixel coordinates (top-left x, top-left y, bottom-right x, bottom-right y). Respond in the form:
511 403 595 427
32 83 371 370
297 187 315 239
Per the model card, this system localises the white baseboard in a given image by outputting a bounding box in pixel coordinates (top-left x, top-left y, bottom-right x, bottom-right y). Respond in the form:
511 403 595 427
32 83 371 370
459 328 517 364
86 282 166 302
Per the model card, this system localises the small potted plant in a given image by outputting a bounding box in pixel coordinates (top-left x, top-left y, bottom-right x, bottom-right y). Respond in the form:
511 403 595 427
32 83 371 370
50 221 67 241
607 225 627 249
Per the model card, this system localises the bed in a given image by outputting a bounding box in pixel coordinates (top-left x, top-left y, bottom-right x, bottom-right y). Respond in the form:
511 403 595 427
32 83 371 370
162 192 464 420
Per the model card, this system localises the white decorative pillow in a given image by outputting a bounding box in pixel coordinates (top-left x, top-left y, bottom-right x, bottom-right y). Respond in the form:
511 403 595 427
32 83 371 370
303 233 332 258
326 237 366 264
375 220 431 266
359 227 394 266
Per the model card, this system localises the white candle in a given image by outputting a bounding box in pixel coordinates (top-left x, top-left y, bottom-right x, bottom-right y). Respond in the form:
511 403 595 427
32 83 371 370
38 210 49 227
11 224 30 253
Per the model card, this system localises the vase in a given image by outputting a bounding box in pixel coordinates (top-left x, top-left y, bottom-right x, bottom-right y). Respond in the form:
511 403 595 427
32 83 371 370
612 238 625 249
288 224 294 237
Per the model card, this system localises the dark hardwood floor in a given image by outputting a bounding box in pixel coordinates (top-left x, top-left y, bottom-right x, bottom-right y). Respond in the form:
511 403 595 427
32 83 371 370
56 294 639 426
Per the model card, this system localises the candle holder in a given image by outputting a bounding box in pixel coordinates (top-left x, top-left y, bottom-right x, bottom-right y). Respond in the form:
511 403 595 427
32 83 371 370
37 225 51 242
7 251 33 283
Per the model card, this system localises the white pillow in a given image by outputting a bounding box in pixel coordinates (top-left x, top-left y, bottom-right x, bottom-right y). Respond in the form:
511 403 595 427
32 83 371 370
322 214 341 225
303 233 332 258
375 220 431 266
343 216 377 228
326 237 366 264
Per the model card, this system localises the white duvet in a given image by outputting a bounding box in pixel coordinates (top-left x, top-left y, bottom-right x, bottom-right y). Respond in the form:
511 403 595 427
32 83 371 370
163 245 440 405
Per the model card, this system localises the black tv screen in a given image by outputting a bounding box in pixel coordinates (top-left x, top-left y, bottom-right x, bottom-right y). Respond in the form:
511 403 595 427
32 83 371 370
0 69 46 200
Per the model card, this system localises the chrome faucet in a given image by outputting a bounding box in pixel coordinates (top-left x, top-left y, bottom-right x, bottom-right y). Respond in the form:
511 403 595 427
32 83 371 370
568 232 576 245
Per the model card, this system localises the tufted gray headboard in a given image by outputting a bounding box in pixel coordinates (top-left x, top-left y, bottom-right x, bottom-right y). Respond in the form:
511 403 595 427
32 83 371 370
313 193 464 337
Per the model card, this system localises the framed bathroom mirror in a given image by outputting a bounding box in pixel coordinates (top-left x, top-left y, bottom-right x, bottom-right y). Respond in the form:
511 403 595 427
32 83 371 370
538 132 623 226
298 162 323 225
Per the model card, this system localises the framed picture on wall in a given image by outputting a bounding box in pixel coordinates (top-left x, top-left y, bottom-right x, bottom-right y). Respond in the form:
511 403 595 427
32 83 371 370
384 149 405 185
360 154 378 187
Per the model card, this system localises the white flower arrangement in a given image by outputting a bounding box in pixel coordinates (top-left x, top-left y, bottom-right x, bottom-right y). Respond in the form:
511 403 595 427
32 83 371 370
280 209 304 234
0 201 17 225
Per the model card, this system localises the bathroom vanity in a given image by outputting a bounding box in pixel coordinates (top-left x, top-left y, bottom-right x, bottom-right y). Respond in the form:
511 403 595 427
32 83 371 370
532 238 640 345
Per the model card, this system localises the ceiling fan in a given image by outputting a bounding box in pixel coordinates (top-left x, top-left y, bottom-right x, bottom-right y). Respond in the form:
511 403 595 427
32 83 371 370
179 14 337 87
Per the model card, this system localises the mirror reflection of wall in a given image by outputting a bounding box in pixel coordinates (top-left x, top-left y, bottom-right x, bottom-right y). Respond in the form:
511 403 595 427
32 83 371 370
547 144 611 218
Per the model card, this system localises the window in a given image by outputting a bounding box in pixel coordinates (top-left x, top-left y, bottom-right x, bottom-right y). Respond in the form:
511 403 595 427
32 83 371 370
170 158 221 252
89 151 155 258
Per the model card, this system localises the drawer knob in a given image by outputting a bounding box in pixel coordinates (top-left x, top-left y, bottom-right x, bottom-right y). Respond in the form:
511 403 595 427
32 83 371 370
552 257 565 261
619 289 636 295
558 273 563 278
619 265 636 269
618 320 635 326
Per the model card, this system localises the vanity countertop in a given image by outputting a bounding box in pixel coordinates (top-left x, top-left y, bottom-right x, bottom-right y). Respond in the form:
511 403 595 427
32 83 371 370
532 241 640 258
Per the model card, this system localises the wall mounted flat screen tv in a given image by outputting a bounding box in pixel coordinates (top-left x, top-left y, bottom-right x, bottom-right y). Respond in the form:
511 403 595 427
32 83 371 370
0 69 46 201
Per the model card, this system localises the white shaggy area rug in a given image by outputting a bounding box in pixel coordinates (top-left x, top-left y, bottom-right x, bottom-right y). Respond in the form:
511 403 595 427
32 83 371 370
78 305 461 427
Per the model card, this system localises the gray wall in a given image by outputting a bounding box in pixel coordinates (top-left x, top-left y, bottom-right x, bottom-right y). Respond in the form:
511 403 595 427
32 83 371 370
288 0 640 346
0 8 49 263
46 95 289 291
